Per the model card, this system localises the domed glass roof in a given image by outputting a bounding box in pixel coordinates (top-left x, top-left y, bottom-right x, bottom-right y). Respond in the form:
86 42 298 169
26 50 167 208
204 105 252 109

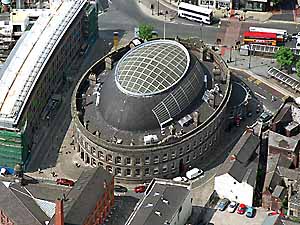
115 40 190 96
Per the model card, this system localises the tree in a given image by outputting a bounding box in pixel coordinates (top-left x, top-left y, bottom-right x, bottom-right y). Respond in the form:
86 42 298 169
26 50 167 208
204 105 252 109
296 60 300 78
138 24 154 41
274 47 294 70
271 0 281 7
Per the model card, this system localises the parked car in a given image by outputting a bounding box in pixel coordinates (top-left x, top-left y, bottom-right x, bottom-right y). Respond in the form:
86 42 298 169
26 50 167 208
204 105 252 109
134 185 146 193
246 207 255 218
258 112 272 123
114 185 128 193
186 168 204 180
237 203 247 214
56 178 75 187
217 198 230 211
227 201 238 213
173 177 189 182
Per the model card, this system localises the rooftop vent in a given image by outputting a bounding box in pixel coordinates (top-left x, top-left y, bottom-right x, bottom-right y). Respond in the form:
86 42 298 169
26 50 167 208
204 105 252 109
116 138 123 144
155 211 162 217
130 139 135 146
144 135 159 145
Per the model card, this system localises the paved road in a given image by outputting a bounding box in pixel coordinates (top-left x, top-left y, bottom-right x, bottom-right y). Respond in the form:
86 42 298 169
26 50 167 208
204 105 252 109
26 0 295 178
99 0 300 47
99 0 220 44
231 70 284 114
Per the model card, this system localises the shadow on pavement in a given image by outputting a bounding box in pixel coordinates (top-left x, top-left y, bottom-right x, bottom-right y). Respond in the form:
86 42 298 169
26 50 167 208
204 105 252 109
26 30 127 173
187 206 217 225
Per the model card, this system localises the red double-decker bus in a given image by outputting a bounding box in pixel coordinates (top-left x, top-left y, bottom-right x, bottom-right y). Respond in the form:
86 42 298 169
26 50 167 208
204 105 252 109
243 31 277 46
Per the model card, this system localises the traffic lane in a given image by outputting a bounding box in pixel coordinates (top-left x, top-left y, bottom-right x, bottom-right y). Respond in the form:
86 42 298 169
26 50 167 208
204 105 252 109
232 71 284 113
241 21 299 36
99 0 220 44
114 190 145 199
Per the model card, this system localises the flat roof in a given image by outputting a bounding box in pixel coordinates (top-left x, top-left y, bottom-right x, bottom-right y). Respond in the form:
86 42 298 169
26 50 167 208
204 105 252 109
0 0 87 129
126 179 190 225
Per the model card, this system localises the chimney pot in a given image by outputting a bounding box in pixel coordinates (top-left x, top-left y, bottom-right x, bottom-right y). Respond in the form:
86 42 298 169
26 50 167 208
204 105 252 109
55 199 64 225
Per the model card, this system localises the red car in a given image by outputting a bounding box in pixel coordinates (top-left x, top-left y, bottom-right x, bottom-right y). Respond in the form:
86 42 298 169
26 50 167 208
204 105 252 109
134 185 146 193
56 178 75 187
237 203 247 214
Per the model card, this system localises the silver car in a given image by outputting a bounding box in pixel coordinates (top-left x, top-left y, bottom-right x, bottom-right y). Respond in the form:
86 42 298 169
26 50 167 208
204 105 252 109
227 201 238 213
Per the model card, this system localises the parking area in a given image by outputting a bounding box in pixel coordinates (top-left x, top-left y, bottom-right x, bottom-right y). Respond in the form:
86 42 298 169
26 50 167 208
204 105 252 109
210 207 269 225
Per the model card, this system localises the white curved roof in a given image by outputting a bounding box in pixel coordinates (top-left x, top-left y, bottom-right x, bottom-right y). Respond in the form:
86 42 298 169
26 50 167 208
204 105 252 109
0 0 86 128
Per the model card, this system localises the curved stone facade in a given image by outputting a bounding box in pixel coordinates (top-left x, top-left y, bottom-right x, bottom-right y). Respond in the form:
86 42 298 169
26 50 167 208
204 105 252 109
72 39 232 183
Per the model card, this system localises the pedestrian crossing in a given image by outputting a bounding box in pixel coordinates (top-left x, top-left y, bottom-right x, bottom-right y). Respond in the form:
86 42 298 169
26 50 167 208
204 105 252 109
223 20 241 46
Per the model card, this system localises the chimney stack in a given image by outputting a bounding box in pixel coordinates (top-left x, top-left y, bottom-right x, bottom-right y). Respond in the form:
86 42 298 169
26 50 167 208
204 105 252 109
55 199 64 225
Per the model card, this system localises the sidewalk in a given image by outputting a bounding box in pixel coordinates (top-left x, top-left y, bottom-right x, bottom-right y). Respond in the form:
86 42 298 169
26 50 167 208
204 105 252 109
221 47 300 98
139 0 298 24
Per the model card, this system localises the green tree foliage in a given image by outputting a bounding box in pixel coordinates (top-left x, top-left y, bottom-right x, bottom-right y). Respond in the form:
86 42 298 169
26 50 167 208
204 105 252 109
139 24 154 41
274 47 294 70
271 0 281 6
296 60 300 78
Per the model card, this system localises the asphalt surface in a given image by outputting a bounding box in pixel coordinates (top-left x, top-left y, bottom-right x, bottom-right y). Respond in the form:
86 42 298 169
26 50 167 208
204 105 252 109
26 0 296 198
231 70 284 114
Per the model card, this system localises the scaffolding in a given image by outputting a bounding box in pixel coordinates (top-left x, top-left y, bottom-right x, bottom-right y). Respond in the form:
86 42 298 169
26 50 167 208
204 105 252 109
0 129 28 168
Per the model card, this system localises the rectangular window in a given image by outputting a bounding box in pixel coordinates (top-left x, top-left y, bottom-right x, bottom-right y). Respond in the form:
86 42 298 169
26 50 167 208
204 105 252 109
186 144 191 152
163 165 168 173
135 168 141 176
193 151 197 159
171 151 176 159
145 168 150 175
171 162 175 170
186 155 190 163
135 158 141 165
145 157 150 165
179 147 183 155
125 169 131 176
154 156 159 164
126 157 131 165
154 168 159 175
163 154 168 161
98 151 104 160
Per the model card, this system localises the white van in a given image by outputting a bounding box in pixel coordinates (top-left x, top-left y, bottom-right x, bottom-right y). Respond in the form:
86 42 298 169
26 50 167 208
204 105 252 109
186 168 204 180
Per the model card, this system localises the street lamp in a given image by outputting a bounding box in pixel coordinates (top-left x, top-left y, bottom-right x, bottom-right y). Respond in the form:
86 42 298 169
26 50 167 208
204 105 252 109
229 46 232 62
248 44 252 69
164 11 168 40
200 22 203 40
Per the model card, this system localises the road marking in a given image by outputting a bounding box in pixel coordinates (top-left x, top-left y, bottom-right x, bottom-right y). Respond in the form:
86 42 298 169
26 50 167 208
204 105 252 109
172 21 219 29
247 77 255 82
254 79 262 85
254 92 267 100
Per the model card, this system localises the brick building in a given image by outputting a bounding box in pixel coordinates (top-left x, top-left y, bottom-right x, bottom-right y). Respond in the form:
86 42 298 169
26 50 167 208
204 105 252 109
53 166 114 225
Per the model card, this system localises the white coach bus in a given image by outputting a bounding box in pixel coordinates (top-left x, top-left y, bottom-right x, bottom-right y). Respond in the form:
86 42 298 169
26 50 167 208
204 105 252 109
249 27 288 42
178 2 213 24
